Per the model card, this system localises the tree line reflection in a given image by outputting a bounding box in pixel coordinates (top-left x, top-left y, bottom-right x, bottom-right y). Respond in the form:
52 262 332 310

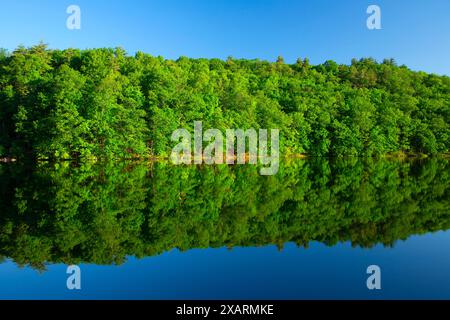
0 158 448 271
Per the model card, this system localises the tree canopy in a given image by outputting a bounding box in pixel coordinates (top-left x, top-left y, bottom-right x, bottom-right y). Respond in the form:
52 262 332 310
0 45 449 160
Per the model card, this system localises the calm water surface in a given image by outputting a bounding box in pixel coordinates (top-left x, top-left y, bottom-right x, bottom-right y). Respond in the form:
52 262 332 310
0 158 449 299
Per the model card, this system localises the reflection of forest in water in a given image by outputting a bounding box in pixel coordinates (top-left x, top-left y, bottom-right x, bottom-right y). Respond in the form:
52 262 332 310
0 158 448 270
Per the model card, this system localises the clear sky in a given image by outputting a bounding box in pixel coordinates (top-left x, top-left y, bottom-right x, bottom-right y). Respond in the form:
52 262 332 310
0 0 449 75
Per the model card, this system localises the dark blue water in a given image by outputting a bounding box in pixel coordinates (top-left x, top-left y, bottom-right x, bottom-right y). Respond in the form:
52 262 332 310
1 231 450 299
0 158 449 299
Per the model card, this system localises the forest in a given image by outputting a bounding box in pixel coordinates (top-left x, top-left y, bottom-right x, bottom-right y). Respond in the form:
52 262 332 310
0 158 449 270
0 44 449 160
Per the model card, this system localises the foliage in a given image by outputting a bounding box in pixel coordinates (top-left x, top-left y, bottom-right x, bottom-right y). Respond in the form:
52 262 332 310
1 46 449 160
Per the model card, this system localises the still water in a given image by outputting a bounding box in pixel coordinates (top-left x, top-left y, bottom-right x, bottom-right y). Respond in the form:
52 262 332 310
0 158 449 299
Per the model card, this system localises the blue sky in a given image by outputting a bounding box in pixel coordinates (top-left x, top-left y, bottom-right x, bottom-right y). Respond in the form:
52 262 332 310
0 0 449 75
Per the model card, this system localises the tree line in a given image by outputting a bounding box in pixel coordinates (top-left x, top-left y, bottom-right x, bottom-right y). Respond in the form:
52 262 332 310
0 45 448 160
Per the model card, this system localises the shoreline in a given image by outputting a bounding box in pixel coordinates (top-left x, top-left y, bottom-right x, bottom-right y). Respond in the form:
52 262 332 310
1 152 449 164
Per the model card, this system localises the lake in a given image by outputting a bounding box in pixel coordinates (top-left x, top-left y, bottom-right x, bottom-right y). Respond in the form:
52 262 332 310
0 158 449 299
